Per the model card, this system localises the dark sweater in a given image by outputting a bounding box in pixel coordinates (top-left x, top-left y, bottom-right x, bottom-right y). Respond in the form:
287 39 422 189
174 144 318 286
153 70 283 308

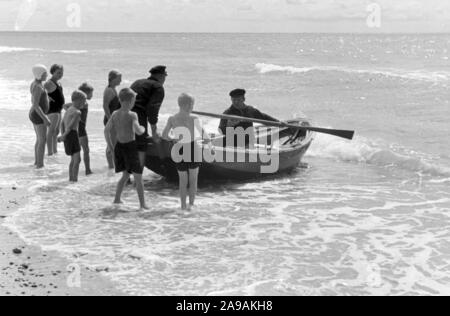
219 104 278 135
131 76 165 125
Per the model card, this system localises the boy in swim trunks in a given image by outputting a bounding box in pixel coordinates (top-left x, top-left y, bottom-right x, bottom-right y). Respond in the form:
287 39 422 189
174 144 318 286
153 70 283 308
162 93 210 210
58 90 86 182
104 88 148 211
78 83 94 176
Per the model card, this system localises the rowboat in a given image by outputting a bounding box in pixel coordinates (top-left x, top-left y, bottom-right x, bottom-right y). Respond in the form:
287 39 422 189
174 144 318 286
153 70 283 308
145 119 314 181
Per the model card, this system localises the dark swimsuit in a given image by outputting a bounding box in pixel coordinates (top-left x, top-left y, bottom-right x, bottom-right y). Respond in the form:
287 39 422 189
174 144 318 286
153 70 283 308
114 141 143 175
29 87 49 125
174 141 202 172
103 89 121 126
64 130 81 156
47 80 65 114
79 107 88 138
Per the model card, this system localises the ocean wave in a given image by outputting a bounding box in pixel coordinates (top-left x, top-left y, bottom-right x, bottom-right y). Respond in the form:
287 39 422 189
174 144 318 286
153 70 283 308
0 46 88 54
255 63 450 83
0 76 30 111
307 134 450 178
0 46 36 53
49 49 88 54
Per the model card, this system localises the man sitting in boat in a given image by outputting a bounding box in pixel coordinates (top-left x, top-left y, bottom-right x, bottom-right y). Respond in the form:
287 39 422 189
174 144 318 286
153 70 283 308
219 89 279 147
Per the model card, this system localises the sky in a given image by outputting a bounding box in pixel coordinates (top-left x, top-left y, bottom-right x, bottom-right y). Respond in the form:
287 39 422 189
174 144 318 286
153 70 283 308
0 0 449 33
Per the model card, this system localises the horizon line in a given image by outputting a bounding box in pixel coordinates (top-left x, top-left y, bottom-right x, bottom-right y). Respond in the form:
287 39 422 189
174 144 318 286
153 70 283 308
1 30 450 35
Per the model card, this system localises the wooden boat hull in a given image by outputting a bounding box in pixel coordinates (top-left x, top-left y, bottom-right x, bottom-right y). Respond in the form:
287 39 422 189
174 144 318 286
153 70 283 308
146 120 314 181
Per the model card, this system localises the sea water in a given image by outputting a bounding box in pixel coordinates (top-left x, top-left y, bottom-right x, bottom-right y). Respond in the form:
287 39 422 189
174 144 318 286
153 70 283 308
0 32 449 295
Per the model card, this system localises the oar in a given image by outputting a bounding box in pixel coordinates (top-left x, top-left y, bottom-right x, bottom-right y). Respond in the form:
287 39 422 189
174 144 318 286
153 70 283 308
192 111 355 140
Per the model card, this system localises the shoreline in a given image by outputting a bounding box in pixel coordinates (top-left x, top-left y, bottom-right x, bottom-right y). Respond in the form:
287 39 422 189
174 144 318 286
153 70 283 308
0 185 124 296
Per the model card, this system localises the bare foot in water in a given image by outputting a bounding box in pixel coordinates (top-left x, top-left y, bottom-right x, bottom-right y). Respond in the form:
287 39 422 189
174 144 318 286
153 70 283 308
139 205 150 211
86 170 93 176
114 200 124 205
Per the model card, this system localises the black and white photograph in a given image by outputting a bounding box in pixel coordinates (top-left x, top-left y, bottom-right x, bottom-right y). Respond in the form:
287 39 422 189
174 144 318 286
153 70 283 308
0 0 449 298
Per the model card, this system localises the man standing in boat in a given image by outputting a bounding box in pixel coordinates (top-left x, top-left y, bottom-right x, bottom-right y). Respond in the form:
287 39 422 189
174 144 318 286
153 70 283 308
219 89 279 147
131 65 167 167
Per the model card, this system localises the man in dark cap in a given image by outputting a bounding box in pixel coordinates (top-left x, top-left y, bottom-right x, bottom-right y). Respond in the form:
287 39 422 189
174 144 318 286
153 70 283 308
131 65 168 167
219 89 279 144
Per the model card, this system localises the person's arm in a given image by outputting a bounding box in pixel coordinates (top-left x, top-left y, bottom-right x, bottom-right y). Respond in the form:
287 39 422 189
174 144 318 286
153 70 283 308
44 80 56 103
146 86 165 139
103 88 114 120
161 117 173 141
57 118 66 143
249 107 279 122
132 113 145 136
63 102 73 111
194 117 211 142
60 117 65 135
104 113 115 150
58 111 81 142
31 86 51 125
44 80 56 93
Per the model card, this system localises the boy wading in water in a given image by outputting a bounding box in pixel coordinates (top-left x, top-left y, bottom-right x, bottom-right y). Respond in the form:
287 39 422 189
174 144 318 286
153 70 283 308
58 91 86 182
105 88 149 211
162 93 210 210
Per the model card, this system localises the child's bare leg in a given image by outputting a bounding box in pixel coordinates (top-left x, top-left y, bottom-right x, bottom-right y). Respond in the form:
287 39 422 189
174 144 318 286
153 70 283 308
79 136 92 175
114 172 130 204
133 173 148 210
178 171 189 210
188 168 199 207
138 151 146 169
73 152 81 182
69 158 74 181
71 152 81 182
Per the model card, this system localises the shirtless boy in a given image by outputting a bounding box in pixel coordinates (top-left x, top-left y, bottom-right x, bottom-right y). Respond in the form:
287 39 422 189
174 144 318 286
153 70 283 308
58 90 86 182
105 88 148 211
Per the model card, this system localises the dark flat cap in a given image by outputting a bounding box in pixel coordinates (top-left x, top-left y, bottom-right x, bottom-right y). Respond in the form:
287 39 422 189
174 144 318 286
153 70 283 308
150 65 168 75
229 89 246 98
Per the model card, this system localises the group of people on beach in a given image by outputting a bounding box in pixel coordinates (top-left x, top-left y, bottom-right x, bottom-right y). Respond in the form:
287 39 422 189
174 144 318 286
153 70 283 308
29 64 279 211
29 64 210 210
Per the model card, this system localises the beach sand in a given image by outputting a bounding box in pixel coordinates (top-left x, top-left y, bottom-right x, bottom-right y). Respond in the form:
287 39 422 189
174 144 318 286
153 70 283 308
0 186 124 296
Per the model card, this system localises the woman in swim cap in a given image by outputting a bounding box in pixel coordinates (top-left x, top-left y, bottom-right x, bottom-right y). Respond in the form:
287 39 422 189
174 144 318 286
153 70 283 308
29 64 51 169
103 70 122 169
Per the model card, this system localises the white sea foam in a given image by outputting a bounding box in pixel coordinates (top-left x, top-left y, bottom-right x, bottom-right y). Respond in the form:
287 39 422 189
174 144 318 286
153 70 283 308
307 133 450 178
0 46 36 53
0 46 88 54
0 76 30 111
255 63 450 83
5 173 449 296
49 49 88 54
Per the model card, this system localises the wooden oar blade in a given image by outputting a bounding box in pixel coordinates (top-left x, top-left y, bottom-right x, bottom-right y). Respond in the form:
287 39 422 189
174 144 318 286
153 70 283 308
306 127 355 140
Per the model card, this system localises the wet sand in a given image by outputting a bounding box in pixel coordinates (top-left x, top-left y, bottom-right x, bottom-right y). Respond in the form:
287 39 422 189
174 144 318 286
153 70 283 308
0 186 124 296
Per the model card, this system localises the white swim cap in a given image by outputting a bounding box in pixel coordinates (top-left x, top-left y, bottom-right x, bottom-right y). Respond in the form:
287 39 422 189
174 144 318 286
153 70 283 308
32 64 47 80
